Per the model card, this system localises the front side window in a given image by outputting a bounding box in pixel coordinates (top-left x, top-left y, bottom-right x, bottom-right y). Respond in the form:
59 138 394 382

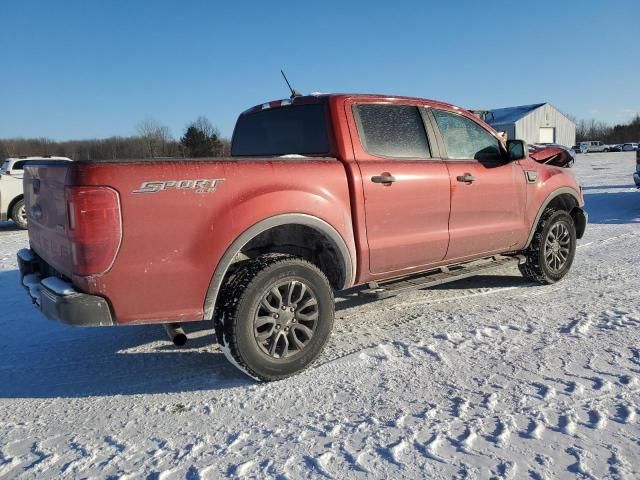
433 109 502 162
353 104 431 159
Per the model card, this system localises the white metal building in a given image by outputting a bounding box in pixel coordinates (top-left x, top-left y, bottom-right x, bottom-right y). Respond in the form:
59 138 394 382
487 103 576 147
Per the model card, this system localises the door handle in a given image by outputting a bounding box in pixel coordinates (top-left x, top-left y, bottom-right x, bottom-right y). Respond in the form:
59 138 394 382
456 173 476 183
371 174 397 184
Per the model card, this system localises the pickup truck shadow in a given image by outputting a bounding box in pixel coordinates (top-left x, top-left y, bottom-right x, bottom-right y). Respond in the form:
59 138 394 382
583 189 640 224
1 268 531 399
0 220 22 232
0 270 250 398
333 273 532 312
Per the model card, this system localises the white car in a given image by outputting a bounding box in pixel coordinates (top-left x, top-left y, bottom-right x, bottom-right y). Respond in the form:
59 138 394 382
1 156 72 228
621 143 639 152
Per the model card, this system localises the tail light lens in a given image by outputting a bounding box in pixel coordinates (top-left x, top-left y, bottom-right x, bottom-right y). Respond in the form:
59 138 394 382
66 186 122 276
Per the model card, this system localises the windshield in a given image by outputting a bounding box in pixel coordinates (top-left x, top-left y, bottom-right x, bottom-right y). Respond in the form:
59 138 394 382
231 103 330 157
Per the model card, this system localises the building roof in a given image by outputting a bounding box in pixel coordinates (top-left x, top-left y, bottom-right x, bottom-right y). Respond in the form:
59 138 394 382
487 103 546 125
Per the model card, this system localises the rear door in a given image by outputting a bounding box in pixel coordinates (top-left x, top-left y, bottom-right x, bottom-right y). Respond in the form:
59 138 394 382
348 101 451 274
429 109 527 260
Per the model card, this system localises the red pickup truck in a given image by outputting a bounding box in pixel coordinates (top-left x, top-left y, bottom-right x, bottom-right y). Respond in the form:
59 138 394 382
18 94 587 380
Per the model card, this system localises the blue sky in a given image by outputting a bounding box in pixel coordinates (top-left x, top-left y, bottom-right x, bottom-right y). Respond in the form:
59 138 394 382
1 0 638 141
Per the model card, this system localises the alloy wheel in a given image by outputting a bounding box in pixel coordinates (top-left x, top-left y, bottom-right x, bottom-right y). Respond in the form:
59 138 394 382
544 222 571 271
253 280 319 359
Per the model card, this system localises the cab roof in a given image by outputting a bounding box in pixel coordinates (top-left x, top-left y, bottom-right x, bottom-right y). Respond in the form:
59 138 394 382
241 93 462 115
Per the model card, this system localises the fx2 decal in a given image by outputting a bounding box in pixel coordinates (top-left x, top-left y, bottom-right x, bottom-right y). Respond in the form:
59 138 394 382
133 178 225 194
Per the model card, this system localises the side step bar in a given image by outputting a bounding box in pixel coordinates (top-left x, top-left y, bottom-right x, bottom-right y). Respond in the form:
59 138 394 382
359 255 523 300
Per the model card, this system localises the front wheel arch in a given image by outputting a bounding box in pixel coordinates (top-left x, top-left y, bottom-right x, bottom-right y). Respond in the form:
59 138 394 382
525 189 581 248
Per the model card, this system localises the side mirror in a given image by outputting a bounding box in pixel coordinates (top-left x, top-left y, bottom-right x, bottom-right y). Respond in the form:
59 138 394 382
507 139 528 161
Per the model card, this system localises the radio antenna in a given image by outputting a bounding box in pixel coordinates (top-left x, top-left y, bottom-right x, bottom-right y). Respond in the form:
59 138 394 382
280 70 302 98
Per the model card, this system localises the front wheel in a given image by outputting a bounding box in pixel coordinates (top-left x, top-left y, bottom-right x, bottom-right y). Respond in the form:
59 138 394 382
215 254 334 381
11 199 28 229
519 209 577 284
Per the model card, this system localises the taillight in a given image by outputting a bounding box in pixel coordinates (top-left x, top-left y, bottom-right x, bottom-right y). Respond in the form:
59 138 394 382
66 186 122 276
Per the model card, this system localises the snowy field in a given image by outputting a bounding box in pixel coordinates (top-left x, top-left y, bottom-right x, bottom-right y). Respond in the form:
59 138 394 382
1 152 639 479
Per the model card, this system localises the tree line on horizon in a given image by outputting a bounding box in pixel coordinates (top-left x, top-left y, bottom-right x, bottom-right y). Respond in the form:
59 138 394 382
574 114 640 144
2 113 639 161
0 116 230 161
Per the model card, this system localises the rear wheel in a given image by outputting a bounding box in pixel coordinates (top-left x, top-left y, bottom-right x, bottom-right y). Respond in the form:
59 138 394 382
11 199 27 229
215 254 334 381
519 209 576 284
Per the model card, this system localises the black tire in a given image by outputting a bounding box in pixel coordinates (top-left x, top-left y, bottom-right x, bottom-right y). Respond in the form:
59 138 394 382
215 253 334 381
11 198 27 229
519 209 576 285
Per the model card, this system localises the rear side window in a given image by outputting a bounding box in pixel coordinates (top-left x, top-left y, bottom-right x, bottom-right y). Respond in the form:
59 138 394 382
433 109 501 162
354 104 431 159
11 160 27 170
231 103 330 157
0 161 8 174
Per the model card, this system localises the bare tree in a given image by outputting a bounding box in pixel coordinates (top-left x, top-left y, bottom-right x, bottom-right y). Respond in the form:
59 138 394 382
0 116 233 161
136 117 172 158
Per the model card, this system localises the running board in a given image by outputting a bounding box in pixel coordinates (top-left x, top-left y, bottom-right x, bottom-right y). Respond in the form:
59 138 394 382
359 255 523 300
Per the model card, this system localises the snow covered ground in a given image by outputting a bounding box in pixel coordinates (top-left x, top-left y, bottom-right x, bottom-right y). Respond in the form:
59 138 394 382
1 152 639 479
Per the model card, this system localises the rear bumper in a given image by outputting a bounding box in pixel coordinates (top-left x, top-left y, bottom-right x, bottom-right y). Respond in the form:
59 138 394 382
17 249 114 327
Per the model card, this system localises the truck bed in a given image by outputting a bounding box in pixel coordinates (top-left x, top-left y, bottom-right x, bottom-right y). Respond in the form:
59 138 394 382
24 157 355 324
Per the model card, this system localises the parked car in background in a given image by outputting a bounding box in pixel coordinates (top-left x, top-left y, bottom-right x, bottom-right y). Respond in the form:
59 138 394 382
622 143 639 152
580 141 609 153
1 156 72 228
572 143 588 154
608 144 623 152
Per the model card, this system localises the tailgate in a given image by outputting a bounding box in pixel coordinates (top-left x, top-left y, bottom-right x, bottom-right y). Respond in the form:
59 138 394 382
24 162 74 277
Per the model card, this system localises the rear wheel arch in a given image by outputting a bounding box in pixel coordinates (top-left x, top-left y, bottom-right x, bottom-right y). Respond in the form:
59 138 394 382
203 214 354 320
525 188 583 247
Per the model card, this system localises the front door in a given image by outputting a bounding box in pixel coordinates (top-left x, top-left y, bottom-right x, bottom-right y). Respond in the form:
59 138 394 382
430 109 527 260
350 102 451 274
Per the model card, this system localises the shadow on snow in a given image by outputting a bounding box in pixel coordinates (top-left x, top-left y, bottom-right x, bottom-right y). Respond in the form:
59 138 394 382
583 189 640 225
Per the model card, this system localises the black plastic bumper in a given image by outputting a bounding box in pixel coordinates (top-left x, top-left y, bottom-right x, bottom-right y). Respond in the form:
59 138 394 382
17 249 114 327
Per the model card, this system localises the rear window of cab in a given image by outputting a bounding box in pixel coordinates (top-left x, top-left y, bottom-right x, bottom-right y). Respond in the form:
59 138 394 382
231 103 330 157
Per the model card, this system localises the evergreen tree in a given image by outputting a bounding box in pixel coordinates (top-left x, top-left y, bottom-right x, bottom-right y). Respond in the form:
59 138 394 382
180 116 222 157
